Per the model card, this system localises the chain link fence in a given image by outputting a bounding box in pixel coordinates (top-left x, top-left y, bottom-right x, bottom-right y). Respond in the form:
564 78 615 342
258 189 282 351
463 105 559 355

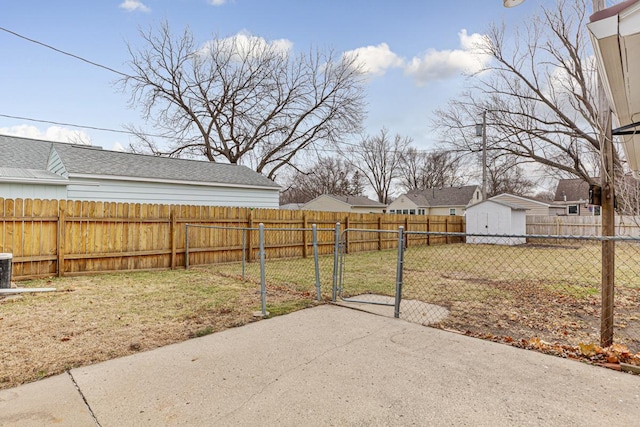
185 223 336 316
185 223 640 352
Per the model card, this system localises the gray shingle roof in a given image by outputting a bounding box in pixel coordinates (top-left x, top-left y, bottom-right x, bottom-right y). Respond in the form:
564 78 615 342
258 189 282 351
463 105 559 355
0 135 279 189
326 194 386 207
405 185 480 207
553 178 593 202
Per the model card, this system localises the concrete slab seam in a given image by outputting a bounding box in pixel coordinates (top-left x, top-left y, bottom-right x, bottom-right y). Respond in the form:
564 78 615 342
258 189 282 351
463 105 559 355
68 371 101 427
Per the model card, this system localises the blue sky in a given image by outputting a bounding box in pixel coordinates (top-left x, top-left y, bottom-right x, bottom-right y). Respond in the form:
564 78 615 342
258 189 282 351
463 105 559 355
0 0 561 155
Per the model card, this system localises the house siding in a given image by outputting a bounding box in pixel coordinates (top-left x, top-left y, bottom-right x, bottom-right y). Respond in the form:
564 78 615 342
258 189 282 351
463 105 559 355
387 195 419 213
46 148 67 177
66 178 280 208
0 183 67 200
429 206 466 216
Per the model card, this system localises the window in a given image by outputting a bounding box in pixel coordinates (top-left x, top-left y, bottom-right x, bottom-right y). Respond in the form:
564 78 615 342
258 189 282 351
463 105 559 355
593 206 601 216
409 209 415 215
389 210 395 214
567 205 579 215
449 208 456 216
418 209 425 215
402 209 408 215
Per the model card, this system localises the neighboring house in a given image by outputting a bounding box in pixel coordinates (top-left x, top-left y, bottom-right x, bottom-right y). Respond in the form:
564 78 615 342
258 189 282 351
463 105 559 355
465 200 527 245
387 185 482 216
553 178 600 216
279 203 304 210
0 135 280 207
490 193 565 216
301 194 386 213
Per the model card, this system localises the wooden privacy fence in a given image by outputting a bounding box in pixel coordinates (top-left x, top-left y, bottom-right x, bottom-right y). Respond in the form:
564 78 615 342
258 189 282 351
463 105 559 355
526 215 640 237
0 198 465 280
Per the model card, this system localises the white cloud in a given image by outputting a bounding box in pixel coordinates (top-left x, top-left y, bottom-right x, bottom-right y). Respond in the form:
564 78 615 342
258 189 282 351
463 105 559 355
119 0 151 13
0 125 92 145
198 31 293 60
208 0 227 5
343 43 404 77
403 29 492 86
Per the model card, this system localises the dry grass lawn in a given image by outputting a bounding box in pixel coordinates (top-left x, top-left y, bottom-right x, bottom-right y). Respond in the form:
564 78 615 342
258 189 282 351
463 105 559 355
4 242 640 390
0 268 316 390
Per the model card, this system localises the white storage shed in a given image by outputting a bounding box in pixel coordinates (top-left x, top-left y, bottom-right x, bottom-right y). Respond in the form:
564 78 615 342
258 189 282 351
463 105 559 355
465 200 527 245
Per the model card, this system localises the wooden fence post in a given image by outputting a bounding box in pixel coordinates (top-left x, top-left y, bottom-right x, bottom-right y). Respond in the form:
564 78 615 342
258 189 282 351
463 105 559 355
247 210 253 263
404 217 409 248
345 216 350 254
302 214 308 259
426 218 431 246
170 208 177 270
57 204 65 277
445 218 449 244
378 216 382 251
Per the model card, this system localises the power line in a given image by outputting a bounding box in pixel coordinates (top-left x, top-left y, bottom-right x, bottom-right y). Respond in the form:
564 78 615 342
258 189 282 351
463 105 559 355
0 112 446 154
0 26 130 77
0 113 134 135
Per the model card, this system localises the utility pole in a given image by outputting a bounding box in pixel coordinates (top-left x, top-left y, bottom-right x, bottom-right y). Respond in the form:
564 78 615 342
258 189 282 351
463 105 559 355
479 110 488 200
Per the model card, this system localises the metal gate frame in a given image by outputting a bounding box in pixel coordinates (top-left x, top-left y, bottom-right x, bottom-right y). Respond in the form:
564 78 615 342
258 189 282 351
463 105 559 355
332 225 405 318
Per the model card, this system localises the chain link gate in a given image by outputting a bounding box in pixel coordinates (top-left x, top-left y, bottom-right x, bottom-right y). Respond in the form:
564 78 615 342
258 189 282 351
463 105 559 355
332 225 405 318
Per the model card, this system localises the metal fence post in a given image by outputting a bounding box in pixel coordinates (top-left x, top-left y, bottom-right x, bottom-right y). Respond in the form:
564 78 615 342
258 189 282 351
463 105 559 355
241 228 246 280
332 222 341 302
394 226 405 319
259 223 267 316
312 224 321 301
185 224 190 270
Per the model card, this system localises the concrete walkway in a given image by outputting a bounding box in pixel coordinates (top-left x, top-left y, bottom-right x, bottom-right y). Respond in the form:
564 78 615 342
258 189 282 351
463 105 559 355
1 305 640 426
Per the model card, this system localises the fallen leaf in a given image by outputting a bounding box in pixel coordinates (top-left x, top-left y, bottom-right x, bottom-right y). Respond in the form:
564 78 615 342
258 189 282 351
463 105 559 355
579 342 597 357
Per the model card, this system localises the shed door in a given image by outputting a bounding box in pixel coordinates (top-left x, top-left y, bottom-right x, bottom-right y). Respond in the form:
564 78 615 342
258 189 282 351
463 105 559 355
477 212 489 233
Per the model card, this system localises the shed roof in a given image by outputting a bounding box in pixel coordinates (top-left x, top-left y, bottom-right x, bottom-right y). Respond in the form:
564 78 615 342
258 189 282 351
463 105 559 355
490 193 564 208
0 167 68 184
467 199 527 211
324 194 386 207
404 185 479 207
0 135 279 189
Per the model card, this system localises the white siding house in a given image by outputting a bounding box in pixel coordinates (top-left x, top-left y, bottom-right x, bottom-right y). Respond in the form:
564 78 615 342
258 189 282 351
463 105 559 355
0 135 280 207
387 185 482 216
465 200 527 246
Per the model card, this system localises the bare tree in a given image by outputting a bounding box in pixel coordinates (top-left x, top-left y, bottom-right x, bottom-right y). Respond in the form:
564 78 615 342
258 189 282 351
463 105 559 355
399 148 466 191
345 128 411 204
120 22 366 180
279 156 365 204
433 0 622 187
485 156 535 197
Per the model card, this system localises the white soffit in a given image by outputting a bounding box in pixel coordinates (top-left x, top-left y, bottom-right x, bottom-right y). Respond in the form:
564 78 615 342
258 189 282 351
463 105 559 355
588 0 640 177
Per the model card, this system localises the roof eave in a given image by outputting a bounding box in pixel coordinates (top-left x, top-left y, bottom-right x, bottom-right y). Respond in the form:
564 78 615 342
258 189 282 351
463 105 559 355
588 0 640 177
68 173 281 190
